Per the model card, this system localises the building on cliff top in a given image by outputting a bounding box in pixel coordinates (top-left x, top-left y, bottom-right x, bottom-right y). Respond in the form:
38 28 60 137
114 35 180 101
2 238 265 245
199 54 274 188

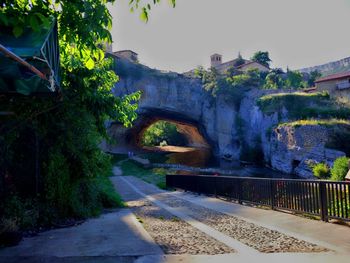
315 70 350 101
210 53 270 74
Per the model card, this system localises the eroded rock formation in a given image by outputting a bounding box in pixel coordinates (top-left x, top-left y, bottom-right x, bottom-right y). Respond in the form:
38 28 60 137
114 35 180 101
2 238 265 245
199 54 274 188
106 57 348 178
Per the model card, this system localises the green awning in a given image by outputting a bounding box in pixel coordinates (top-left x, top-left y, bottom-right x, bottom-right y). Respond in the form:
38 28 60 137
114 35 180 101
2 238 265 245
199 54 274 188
0 18 60 95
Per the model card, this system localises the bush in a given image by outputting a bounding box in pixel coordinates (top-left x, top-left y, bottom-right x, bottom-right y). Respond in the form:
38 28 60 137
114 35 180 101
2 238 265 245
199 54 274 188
331 157 349 181
141 121 187 147
312 163 330 179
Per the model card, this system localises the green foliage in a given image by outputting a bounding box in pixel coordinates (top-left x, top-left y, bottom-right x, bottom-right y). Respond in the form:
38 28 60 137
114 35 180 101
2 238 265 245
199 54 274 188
263 71 285 89
308 70 322 87
285 70 303 89
278 119 350 128
251 51 271 68
234 53 245 67
128 0 176 22
331 157 349 181
120 160 167 189
195 65 265 108
194 66 220 96
141 121 187 146
255 91 350 120
0 0 157 228
312 163 330 179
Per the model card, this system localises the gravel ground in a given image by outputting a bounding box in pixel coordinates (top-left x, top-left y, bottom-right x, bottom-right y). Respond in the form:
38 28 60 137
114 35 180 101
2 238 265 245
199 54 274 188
127 199 235 255
154 193 329 253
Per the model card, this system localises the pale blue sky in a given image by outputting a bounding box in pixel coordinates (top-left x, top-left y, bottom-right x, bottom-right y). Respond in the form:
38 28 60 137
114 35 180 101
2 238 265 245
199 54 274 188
109 0 350 72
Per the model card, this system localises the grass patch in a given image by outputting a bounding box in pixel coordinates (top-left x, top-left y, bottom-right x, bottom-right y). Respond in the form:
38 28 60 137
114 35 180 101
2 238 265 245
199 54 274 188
257 92 329 112
110 153 128 164
257 91 350 119
120 160 168 189
278 119 350 128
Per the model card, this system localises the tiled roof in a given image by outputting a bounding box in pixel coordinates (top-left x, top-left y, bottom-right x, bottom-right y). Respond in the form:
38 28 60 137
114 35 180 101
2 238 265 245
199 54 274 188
315 71 350 83
236 61 269 69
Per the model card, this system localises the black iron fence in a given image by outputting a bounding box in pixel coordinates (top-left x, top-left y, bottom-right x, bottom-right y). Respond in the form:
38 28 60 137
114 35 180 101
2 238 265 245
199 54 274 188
166 174 350 222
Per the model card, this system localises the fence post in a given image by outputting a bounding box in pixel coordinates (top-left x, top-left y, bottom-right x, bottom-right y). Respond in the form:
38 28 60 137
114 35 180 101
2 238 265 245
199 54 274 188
270 180 275 210
214 177 217 197
196 176 200 195
319 181 328 222
238 178 242 204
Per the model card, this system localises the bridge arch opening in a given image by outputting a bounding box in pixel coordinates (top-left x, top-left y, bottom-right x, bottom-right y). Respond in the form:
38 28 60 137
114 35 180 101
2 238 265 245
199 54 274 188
106 109 217 167
134 117 214 167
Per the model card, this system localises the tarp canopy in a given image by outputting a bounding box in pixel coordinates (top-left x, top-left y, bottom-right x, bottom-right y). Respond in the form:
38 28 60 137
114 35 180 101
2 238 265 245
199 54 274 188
0 18 60 95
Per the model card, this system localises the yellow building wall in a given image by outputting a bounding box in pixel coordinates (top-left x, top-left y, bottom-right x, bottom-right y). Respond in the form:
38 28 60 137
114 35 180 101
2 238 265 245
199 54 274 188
316 79 350 102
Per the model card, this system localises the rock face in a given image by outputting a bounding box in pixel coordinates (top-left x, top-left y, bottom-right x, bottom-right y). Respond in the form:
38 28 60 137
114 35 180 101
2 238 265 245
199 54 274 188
108 57 347 178
299 56 350 75
270 125 345 178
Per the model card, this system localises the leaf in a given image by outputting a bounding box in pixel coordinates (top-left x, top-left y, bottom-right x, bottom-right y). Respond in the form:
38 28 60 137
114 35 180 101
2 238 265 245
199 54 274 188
36 13 51 28
169 0 176 7
85 58 95 70
13 26 23 38
0 12 9 26
29 16 39 31
140 8 148 22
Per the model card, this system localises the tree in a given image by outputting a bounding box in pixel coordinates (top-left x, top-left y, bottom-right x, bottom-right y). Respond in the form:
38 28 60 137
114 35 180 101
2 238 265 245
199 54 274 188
234 52 245 67
0 0 176 226
308 70 322 87
285 69 303 89
251 51 272 68
264 71 285 89
194 66 220 96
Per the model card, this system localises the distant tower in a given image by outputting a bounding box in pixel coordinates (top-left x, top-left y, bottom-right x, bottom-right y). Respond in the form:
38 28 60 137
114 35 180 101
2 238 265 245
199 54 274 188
210 54 222 68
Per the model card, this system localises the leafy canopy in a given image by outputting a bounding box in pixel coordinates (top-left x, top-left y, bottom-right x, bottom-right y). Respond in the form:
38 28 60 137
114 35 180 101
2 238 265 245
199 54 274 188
0 0 176 222
251 51 271 68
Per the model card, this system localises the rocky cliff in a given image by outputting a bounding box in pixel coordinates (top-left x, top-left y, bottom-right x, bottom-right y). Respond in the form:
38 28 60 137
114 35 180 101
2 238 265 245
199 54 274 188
108 57 349 178
299 56 350 76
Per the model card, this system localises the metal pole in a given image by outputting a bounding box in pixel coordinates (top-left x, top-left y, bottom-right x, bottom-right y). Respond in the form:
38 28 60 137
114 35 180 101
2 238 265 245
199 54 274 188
319 182 328 222
0 44 47 80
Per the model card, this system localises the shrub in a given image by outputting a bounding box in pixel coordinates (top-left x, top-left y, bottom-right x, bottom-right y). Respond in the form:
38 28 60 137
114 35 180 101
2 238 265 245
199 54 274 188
312 163 330 179
331 157 349 181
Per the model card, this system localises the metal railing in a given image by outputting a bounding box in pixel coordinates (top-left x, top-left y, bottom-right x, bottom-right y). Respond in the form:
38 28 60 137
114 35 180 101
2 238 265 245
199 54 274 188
166 174 350 222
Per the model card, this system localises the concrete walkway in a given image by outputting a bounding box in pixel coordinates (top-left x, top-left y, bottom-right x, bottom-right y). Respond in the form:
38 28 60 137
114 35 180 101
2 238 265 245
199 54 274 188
171 191 350 253
1 175 350 263
113 176 350 262
0 209 162 263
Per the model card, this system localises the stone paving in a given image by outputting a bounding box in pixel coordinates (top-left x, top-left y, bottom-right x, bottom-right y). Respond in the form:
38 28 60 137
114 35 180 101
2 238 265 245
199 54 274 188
155 194 328 253
128 199 234 255
1 174 350 263
114 176 329 254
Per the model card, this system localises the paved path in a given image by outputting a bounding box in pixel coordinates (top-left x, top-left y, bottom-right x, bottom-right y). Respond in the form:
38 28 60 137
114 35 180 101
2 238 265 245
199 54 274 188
1 174 350 263
171 190 350 253
112 176 350 262
0 209 162 263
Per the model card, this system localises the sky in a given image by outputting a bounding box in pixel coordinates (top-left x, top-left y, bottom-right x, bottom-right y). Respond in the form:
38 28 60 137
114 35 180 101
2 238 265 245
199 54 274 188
109 0 350 73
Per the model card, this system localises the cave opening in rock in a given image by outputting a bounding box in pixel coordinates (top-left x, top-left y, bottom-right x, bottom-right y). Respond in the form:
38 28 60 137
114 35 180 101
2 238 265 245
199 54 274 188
137 119 215 167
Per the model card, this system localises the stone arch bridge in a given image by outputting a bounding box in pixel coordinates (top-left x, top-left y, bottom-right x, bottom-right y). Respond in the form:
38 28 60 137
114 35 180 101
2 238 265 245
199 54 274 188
103 57 242 161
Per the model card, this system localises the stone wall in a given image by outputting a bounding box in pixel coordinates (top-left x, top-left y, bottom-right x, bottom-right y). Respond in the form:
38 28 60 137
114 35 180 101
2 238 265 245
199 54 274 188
269 125 346 178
